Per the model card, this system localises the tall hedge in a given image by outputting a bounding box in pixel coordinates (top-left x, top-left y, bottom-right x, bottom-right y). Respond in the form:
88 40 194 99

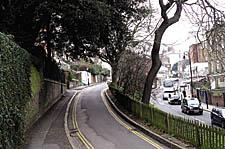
0 32 31 148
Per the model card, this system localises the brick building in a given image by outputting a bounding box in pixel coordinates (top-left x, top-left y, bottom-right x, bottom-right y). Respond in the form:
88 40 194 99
189 43 208 63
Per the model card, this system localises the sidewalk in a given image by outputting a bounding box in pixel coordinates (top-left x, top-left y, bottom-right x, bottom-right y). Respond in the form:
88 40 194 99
201 102 215 112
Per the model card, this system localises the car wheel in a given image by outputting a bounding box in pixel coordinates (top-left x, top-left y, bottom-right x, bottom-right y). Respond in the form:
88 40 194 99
187 110 190 115
211 119 214 126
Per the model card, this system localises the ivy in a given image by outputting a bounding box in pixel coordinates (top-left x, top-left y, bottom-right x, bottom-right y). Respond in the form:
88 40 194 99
0 32 31 148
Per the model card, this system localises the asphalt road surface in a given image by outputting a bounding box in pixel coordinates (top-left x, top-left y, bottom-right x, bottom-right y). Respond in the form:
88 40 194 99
75 83 168 149
151 89 211 126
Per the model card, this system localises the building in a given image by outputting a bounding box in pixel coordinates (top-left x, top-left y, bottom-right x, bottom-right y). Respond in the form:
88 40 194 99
189 43 208 63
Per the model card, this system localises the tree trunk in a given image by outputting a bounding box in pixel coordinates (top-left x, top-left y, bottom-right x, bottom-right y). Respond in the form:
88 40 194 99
46 16 51 59
111 64 119 88
142 30 163 104
142 0 183 104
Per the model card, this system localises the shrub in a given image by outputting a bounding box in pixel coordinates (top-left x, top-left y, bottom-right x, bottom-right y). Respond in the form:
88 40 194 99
201 86 208 90
216 85 221 89
0 32 31 148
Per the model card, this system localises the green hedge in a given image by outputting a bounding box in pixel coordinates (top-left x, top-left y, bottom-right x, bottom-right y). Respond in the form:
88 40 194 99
0 32 31 148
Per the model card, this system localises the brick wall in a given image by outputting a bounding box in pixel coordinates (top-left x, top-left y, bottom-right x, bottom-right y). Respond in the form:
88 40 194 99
211 95 224 107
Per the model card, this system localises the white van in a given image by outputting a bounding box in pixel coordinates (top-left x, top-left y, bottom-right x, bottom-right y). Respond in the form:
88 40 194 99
163 79 181 104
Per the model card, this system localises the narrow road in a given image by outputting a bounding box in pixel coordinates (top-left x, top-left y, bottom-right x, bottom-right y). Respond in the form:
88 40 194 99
74 83 168 149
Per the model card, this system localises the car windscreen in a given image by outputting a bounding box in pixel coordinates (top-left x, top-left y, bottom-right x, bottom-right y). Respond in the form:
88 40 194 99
164 81 173 87
187 99 199 105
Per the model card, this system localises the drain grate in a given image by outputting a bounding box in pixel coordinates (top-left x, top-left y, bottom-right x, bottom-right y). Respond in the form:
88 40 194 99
129 128 138 132
70 129 78 137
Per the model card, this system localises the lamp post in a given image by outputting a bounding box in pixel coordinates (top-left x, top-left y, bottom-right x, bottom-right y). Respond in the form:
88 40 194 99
86 67 90 86
183 51 193 96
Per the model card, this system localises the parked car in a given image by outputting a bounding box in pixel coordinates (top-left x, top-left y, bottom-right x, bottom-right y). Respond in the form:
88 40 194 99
211 107 225 128
181 98 203 115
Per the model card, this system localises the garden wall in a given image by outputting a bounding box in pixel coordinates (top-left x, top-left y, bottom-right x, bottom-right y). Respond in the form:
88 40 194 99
25 70 67 131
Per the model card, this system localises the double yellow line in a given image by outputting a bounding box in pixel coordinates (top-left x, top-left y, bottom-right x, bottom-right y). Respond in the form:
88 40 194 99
72 94 95 149
72 89 164 149
101 89 164 149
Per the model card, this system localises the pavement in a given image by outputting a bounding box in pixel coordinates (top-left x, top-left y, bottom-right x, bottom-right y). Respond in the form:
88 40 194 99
23 90 76 149
201 102 214 112
23 84 92 149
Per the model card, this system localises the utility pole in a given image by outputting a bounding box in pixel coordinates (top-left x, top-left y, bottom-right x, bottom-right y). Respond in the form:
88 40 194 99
184 51 193 96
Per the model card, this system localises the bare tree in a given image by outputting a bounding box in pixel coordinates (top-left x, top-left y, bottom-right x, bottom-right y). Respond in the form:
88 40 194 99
117 43 151 100
142 0 186 104
183 0 225 68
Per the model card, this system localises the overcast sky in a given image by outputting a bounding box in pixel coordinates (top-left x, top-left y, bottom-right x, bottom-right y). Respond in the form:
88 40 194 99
151 0 225 53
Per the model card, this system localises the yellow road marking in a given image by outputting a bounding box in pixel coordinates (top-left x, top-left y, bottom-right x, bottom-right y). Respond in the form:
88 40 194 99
101 89 164 149
72 94 95 149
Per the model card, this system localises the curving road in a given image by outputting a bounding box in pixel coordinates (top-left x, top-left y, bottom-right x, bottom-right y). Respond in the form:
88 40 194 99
74 83 168 149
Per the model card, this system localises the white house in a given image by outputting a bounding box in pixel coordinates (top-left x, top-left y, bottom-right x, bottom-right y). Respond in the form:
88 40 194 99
76 71 92 85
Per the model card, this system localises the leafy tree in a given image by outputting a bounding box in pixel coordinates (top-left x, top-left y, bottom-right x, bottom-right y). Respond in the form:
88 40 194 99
0 0 41 51
101 68 110 77
0 0 150 82
0 0 110 58
98 0 152 87
89 64 102 75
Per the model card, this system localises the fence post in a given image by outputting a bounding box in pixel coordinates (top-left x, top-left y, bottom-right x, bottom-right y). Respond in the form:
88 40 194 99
151 107 154 125
195 120 201 147
167 113 170 135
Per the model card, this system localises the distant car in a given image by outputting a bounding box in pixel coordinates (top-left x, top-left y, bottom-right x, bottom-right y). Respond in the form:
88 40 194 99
211 107 225 128
181 98 203 115
163 80 175 100
168 90 181 105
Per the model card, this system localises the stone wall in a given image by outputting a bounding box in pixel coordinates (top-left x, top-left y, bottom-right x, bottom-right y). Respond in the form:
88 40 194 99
25 79 66 131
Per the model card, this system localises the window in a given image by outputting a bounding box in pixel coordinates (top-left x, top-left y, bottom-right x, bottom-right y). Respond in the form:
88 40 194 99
187 99 199 105
163 81 173 87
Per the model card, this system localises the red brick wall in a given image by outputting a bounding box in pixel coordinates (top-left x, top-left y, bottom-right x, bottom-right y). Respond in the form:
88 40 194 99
211 95 224 107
